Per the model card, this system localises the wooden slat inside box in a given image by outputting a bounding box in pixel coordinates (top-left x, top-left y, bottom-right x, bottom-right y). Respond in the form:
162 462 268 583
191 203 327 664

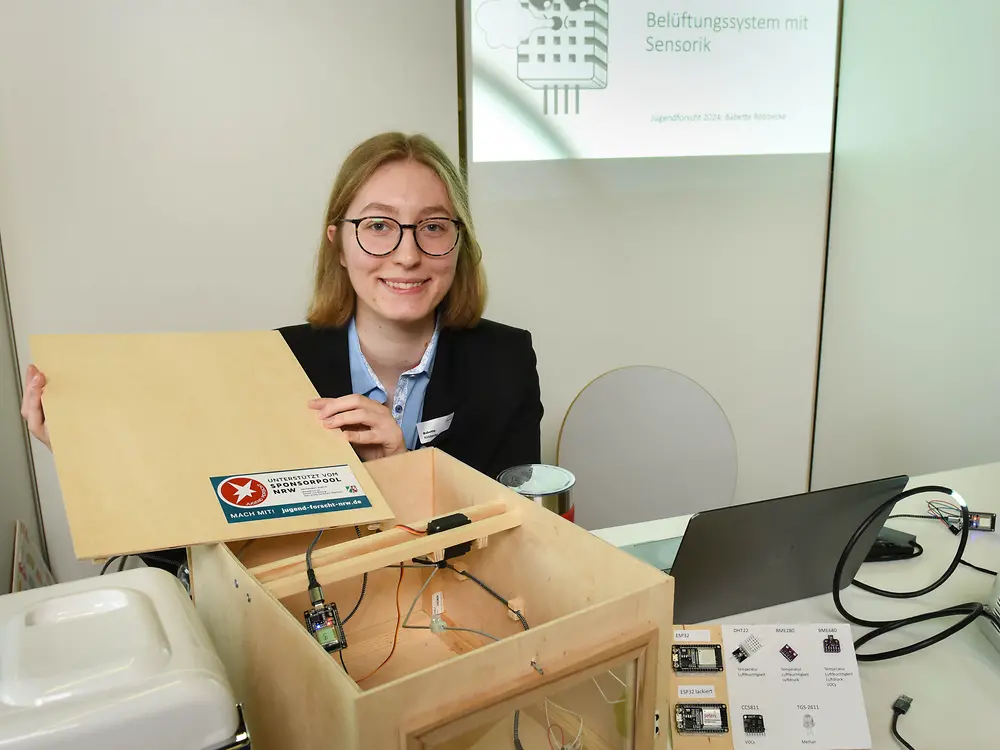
193 449 675 750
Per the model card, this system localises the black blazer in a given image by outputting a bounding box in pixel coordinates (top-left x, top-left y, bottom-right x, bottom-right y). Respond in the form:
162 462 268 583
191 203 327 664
278 319 543 480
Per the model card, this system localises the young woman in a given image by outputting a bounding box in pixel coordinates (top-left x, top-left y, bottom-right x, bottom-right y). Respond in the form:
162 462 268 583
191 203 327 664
22 132 543 483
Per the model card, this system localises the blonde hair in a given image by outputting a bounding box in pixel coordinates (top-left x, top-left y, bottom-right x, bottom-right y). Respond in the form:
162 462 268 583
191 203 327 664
307 132 487 329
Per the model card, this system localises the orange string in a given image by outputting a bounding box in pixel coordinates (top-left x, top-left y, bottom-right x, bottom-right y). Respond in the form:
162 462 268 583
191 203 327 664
354 566 405 684
395 524 425 536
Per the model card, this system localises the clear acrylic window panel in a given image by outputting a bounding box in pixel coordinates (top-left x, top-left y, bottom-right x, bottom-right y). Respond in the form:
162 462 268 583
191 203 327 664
416 652 643 750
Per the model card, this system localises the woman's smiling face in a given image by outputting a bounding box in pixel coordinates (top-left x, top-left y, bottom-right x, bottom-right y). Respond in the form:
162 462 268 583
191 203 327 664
330 159 459 327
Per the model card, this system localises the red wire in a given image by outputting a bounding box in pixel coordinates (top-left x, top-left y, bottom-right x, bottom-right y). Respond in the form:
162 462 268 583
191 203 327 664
548 723 566 750
395 524 425 536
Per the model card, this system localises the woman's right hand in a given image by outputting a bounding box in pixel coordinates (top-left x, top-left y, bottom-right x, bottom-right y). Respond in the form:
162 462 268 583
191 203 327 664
20 364 51 450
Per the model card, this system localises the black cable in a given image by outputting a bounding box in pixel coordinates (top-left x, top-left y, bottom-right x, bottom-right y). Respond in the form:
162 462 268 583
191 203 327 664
343 527 367 624
140 552 185 568
891 715 915 750
834 485 989 662
888 511 958 535
304 529 330 609
886 511 997 575
959 559 998 576
868 541 923 563
338 649 349 676
442 562 530 749
304 527 367 667
891 695 916 750
444 562 531 631
513 710 524 750
104 553 189 575
305 529 323 572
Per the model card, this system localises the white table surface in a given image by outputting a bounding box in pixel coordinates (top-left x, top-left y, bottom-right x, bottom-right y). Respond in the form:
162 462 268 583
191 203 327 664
593 462 1000 750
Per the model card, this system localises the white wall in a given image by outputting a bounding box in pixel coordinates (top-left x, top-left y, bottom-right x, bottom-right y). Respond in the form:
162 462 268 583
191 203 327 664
0 0 459 582
811 0 1000 488
473 154 833 507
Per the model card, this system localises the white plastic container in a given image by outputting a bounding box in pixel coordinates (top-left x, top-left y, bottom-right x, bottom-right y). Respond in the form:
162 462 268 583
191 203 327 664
0 567 248 750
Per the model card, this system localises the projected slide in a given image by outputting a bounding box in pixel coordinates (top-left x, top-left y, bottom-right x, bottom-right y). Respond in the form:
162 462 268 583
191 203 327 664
469 0 840 162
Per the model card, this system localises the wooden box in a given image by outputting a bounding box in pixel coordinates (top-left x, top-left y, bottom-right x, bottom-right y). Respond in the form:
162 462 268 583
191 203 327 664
31 331 674 750
194 449 673 749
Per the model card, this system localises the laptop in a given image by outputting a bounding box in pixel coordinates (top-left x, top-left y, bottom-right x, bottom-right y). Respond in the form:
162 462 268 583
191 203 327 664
668 475 910 624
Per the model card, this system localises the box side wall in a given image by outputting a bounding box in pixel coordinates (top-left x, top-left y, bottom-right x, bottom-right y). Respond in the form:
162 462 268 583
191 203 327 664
231 525 361 570
365 450 437 523
433 449 670 623
356 581 673 750
413 640 655 750
191 543 359 750
430 448 512 515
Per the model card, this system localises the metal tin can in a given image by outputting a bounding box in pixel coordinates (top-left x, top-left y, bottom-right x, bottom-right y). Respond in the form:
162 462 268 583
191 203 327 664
496 464 576 523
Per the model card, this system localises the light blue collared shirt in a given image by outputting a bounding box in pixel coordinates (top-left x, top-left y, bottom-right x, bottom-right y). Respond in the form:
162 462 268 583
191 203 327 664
347 317 440 451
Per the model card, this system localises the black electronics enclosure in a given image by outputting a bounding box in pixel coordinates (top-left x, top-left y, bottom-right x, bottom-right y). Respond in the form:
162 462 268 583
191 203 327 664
426 512 472 560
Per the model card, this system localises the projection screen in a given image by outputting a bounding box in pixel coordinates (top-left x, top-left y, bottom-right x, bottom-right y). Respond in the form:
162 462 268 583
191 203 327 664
469 0 839 162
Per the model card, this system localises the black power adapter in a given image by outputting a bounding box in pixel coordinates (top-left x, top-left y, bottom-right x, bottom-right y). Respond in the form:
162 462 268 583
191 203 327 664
866 526 921 563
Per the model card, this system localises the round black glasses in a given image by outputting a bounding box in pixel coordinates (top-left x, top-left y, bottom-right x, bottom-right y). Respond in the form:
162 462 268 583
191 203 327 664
342 216 462 257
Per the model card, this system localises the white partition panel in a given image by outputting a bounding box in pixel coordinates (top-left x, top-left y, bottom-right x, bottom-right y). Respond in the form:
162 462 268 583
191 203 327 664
471 155 834 508
0 0 459 581
812 0 1000 488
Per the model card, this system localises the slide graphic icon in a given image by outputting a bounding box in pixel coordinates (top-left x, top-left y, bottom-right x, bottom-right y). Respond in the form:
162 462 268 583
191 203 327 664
476 0 609 115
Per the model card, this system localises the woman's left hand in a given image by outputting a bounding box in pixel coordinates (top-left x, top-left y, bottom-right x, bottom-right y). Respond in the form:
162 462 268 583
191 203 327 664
309 395 407 461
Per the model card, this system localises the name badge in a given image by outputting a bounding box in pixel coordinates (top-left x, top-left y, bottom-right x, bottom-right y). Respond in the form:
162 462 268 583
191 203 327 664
418 413 454 445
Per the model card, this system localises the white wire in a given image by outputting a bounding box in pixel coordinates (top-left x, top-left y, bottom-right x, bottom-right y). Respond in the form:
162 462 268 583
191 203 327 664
443 625 499 642
542 670 627 746
401 568 501 644
545 699 584 749
592 671 627 705
401 566 438 630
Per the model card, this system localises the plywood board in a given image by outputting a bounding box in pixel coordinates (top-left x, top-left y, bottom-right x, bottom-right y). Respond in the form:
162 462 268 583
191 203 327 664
190 543 359 749
31 330 394 559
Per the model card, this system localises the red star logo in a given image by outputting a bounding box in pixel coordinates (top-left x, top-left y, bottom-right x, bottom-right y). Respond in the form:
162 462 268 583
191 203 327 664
219 477 268 507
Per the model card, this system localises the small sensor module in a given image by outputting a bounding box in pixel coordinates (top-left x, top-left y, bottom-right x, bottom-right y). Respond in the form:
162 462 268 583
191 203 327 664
743 714 766 735
675 703 730 734
672 644 724 672
732 634 763 663
303 602 347 653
